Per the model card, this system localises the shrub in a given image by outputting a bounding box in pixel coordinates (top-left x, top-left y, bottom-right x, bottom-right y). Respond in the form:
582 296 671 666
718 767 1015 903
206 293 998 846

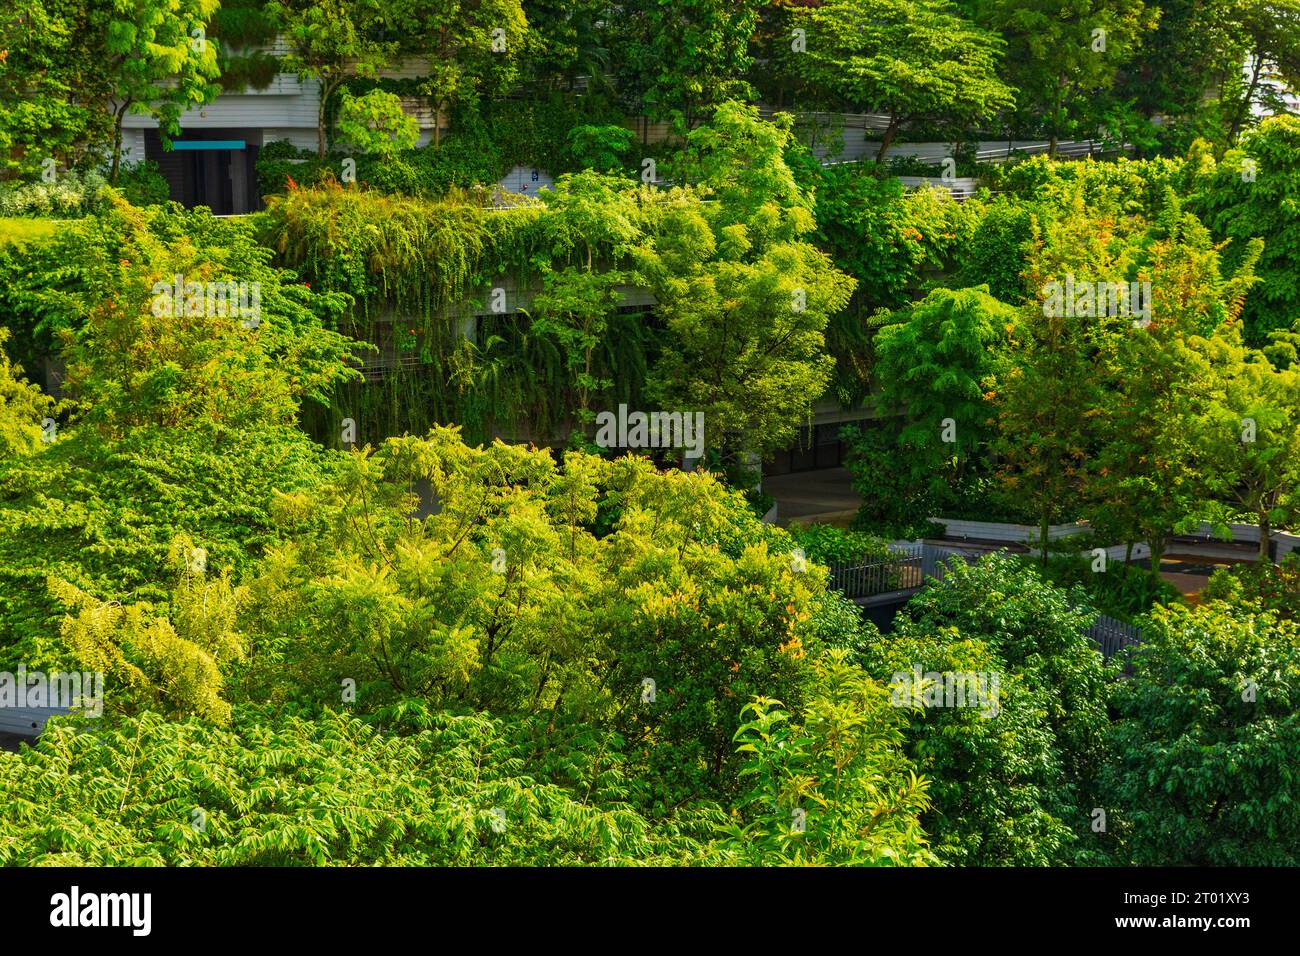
0 169 110 218
1034 553 1182 621
114 161 171 207
1103 600 1300 865
1203 554 1300 621
787 523 890 566
954 197 1036 303
335 90 420 159
568 124 636 172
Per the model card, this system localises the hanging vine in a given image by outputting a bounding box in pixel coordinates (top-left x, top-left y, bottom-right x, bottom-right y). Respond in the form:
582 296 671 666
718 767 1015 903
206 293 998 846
261 179 672 447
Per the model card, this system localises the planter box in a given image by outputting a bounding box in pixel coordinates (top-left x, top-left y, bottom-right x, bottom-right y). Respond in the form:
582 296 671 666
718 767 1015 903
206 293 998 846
1075 542 1152 563
895 176 982 201
929 517 1088 544
1272 531 1300 560
1187 521 1264 543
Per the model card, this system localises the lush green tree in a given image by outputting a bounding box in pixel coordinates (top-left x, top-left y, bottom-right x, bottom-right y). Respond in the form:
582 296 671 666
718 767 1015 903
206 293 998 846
520 0 614 92
527 172 648 429
788 0 1014 160
952 196 1037 303
1219 0 1300 145
794 155 977 404
335 89 421 159
273 0 398 157
98 0 222 178
867 286 1014 519
995 195 1119 552
724 650 937 865
1200 328 1300 560
387 0 528 146
233 425 826 809
0 198 361 671
638 103 856 474
0 419 343 673
1115 0 1253 151
59 201 359 435
858 554 1113 865
1103 600 1300 865
976 0 1157 152
1087 206 1259 572
50 536 245 725
1191 116 1300 344
612 0 760 125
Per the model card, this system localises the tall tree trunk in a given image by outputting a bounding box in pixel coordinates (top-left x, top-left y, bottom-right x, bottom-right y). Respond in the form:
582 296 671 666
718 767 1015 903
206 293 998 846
1049 76 1064 158
317 99 327 158
1148 535 1165 576
110 100 131 182
1040 511 1050 566
1258 510 1272 563
1228 55 1264 146
876 113 900 163
317 77 338 158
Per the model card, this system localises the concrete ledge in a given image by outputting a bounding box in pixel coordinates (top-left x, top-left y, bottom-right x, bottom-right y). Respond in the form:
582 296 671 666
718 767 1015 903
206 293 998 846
853 587 921 607
0 706 70 738
930 517 1089 544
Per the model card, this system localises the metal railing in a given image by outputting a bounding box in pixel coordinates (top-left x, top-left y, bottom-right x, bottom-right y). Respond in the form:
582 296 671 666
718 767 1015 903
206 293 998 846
828 543 979 599
828 544 1146 661
828 544 923 598
1083 613 1144 662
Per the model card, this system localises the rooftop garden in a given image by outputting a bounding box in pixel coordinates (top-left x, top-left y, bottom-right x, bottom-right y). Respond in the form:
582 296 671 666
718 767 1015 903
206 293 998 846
0 0 1298 882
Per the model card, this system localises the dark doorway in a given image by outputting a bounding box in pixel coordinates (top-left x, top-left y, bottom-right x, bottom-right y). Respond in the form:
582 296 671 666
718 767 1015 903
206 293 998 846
145 129 262 214
766 422 852 477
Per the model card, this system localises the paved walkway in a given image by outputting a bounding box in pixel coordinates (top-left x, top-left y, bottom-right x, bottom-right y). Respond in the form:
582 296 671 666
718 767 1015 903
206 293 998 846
764 466 1264 604
764 467 861 527
1160 554 1260 603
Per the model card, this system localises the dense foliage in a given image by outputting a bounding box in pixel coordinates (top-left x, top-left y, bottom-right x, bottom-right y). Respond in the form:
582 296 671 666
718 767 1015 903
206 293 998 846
1103 600 1300 865
2 0 1298 871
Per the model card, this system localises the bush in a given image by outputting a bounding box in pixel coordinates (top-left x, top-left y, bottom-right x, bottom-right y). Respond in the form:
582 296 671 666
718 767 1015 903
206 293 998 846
257 140 508 201
1103 600 1300 865
954 197 1036 303
114 161 171 207
0 169 110 218
787 523 890 566
1034 554 1182 621
260 138 314 161
858 554 1114 865
335 90 420 159
568 124 636 172
1203 555 1300 621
